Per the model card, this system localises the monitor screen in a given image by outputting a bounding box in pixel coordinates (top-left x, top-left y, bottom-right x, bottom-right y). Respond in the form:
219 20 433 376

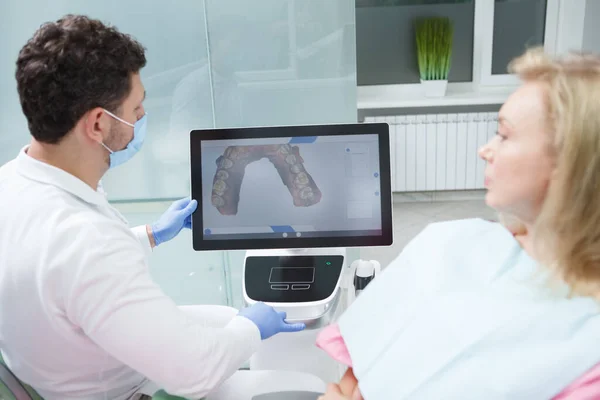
190 123 392 251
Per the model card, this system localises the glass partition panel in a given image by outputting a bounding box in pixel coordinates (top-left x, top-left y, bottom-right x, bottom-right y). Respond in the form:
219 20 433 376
0 2 49 166
205 0 357 128
1 0 357 199
1 1 361 309
0 0 213 201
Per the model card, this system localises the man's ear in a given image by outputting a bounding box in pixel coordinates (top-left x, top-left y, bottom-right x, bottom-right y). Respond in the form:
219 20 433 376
83 107 109 143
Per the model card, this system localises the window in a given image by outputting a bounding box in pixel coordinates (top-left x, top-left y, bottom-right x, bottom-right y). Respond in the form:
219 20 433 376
479 0 559 86
356 0 568 109
356 0 475 86
492 0 547 75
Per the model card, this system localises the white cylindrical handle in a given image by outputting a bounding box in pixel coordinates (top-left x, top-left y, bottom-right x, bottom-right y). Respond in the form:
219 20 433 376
356 260 375 278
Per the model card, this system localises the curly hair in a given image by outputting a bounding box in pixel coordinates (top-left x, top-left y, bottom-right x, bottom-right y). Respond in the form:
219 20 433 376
16 14 147 144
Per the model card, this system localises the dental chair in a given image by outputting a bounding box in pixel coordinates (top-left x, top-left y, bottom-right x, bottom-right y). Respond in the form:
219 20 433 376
0 353 43 400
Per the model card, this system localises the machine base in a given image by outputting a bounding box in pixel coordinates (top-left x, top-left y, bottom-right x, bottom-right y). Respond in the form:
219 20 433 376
205 370 326 400
243 247 346 326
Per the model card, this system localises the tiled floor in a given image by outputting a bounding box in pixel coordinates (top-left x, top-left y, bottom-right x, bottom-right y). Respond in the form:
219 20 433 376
360 191 497 268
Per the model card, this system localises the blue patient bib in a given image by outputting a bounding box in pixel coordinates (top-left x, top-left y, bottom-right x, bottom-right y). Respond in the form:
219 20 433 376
338 219 600 400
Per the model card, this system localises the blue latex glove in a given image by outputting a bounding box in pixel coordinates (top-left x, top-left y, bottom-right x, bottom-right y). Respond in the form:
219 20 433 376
151 197 198 246
238 302 305 340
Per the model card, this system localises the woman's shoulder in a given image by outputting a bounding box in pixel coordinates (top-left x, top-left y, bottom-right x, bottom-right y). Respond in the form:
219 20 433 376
397 217 526 287
404 218 514 256
418 217 508 240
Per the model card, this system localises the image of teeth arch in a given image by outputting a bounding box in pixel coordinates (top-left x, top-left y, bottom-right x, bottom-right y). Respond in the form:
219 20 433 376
211 144 322 215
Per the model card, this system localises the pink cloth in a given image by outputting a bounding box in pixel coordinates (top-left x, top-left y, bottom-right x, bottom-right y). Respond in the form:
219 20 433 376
316 323 353 367
316 323 600 399
554 363 600 400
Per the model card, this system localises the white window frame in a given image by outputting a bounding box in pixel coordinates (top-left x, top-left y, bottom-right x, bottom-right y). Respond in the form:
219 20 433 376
553 0 586 54
477 0 560 87
357 0 493 109
356 0 588 109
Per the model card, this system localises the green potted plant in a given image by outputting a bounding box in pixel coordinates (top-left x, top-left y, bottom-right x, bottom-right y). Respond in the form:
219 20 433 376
414 16 454 97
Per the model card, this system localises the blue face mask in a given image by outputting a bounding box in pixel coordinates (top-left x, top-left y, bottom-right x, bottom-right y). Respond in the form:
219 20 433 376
101 109 148 168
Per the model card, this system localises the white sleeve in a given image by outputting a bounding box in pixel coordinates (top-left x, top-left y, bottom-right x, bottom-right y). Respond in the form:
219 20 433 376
63 222 261 399
130 225 153 257
178 305 239 328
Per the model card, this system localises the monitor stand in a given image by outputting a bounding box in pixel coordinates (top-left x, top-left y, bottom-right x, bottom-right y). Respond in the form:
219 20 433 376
242 247 349 388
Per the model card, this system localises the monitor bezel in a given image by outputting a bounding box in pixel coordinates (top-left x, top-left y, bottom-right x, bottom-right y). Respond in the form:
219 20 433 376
190 123 393 251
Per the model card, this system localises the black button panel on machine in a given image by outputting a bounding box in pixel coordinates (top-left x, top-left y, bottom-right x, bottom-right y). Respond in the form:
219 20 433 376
245 255 344 303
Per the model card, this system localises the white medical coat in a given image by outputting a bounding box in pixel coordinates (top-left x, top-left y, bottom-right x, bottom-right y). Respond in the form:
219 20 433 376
0 148 261 400
339 218 600 399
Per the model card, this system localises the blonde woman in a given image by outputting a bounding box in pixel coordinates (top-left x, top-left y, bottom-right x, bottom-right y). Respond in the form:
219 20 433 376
316 47 600 400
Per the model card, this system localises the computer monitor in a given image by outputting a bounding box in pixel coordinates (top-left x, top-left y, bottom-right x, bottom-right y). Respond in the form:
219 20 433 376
190 123 393 251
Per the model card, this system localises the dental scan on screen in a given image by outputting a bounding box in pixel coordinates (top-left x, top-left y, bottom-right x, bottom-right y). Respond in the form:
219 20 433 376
199 135 383 241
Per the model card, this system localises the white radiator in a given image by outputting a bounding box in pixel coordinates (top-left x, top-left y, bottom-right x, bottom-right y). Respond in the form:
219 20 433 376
365 113 499 192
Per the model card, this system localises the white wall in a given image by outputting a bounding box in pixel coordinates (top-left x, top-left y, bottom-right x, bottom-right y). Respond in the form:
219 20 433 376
552 0 586 55
582 0 600 53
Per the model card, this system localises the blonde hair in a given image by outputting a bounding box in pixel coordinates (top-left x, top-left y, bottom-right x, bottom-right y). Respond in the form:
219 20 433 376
503 47 600 299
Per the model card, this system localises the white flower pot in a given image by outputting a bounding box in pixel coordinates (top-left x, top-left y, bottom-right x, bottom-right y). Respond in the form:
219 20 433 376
420 79 448 97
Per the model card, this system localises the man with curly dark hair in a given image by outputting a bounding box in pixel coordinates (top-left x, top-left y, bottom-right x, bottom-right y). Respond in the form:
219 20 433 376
0 14 304 400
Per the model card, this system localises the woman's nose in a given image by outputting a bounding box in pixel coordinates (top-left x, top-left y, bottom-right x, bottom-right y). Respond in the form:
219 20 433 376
479 144 492 162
